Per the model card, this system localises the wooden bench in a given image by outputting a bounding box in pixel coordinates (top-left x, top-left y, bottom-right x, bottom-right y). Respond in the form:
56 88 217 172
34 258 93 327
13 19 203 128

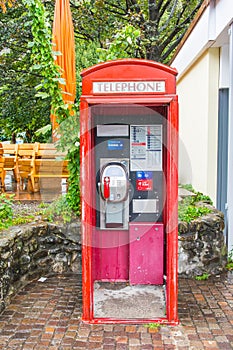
0 157 5 192
18 144 68 192
0 145 5 192
29 159 69 193
2 144 19 182
35 143 67 159
16 143 39 190
0 143 6 192
2 143 18 156
0 143 69 193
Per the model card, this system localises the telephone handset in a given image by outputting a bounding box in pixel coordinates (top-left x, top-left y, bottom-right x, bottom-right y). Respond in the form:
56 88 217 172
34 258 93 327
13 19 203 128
103 176 110 199
99 162 128 202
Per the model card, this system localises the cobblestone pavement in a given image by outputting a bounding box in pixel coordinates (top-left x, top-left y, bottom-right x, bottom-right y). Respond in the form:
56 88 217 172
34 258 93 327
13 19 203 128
0 273 233 349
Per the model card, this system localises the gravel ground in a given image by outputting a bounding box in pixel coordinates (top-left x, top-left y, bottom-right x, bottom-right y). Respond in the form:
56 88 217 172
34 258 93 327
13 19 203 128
11 201 47 218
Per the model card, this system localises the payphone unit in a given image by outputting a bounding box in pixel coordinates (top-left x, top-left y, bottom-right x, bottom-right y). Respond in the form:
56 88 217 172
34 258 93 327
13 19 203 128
98 159 129 229
80 59 179 325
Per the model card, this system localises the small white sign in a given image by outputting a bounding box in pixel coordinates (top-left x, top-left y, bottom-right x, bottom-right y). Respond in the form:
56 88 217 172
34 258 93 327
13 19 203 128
97 124 129 137
93 81 166 94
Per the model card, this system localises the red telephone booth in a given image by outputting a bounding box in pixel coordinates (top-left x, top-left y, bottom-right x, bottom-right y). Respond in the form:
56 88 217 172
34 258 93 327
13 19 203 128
80 59 179 324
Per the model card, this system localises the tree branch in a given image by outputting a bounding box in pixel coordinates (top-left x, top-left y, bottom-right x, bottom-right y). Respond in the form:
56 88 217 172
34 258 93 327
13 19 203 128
160 0 179 31
161 32 185 62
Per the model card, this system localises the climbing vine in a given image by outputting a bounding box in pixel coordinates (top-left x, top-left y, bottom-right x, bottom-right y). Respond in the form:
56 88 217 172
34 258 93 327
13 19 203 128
23 0 80 213
24 0 66 120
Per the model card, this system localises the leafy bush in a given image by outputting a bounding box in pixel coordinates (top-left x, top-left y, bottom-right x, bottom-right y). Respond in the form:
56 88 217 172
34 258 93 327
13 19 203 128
226 249 233 271
195 273 210 281
0 194 14 230
178 189 212 223
42 195 76 223
58 115 81 215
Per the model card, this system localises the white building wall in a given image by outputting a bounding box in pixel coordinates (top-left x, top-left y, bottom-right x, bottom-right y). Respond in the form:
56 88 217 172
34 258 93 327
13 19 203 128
215 0 233 35
219 45 230 88
177 49 219 203
207 48 219 203
227 23 233 250
171 5 213 79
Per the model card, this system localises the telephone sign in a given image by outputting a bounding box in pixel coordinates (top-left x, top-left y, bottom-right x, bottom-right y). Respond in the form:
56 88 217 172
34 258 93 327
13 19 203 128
136 171 153 191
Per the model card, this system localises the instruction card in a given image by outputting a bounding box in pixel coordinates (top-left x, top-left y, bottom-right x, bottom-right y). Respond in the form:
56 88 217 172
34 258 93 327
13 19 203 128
130 125 162 171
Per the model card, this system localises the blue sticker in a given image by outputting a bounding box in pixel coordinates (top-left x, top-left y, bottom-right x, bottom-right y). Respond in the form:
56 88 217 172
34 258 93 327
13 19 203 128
136 171 153 180
108 140 124 150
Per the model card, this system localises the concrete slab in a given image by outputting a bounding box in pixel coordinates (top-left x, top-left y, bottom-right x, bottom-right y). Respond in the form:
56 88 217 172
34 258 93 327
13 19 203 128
94 282 165 319
178 187 195 198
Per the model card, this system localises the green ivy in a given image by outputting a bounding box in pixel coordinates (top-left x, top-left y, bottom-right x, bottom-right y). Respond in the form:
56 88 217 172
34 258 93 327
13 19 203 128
58 116 80 214
178 191 212 223
145 323 161 329
226 249 233 271
25 0 64 115
195 273 210 281
42 195 76 223
23 0 80 213
0 194 14 230
97 24 141 61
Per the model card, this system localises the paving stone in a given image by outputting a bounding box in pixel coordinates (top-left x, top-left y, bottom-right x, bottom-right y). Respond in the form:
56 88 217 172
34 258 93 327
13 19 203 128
116 335 128 343
129 338 140 345
0 273 232 349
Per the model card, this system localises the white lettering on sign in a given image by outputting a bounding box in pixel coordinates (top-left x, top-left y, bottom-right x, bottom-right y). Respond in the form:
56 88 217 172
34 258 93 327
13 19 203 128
93 81 166 94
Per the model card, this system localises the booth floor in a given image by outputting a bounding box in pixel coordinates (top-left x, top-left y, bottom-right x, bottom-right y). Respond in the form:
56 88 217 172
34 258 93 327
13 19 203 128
94 282 165 319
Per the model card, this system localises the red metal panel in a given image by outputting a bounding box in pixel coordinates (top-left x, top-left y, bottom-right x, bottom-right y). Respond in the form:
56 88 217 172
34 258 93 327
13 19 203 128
92 230 129 281
80 100 94 322
129 223 164 285
165 97 179 324
81 59 177 96
81 59 177 77
82 96 174 105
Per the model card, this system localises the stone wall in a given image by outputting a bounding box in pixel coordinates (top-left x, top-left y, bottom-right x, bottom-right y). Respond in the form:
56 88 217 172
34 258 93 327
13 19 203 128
0 222 81 313
0 206 227 313
178 206 227 277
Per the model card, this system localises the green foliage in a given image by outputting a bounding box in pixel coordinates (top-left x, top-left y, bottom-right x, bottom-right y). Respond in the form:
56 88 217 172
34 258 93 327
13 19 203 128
97 25 141 61
178 205 211 223
0 3 51 141
145 323 161 329
66 146 80 214
195 273 210 281
179 183 195 192
194 192 213 205
226 261 233 271
0 195 78 231
24 0 65 121
70 0 203 63
0 196 49 230
38 202 49 209
179 184 213 205
23 0 80 213
58 115 81 214
12 215 35 225
43 195 76 223
0 194 14 229
226 249 233 271
178 191 212 223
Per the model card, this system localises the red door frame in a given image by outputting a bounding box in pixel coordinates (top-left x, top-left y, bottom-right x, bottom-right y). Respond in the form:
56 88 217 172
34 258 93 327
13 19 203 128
80 59 179 325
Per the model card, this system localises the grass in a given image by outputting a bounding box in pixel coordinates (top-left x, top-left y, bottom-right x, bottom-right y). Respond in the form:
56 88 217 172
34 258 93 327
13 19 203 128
178 189 213 223
195 273 210 281
0 193 77 232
